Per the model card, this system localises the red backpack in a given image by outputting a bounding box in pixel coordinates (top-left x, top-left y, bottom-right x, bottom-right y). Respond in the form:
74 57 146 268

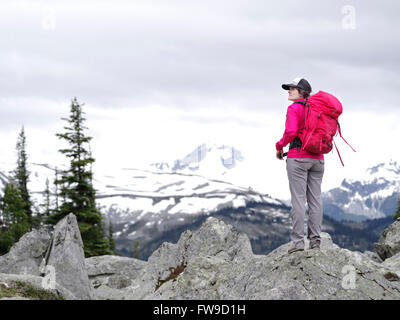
297 91 356 166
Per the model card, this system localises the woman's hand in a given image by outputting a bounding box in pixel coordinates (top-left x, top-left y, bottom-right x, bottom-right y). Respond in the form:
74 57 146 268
276 150 283 160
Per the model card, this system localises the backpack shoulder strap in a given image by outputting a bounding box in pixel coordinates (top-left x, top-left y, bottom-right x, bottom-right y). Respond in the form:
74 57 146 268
297 99 311 119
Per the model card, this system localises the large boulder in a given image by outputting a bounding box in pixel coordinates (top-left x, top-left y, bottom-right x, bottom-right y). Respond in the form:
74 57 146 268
0 228 51 276
374 219 400 261
2 214 400 300
45 213 94 300
85 255 147 300
382 252 400 276
265 231 339 261
125 217 254 300
242 247 400 300
120 217 400 300
362 250 383 264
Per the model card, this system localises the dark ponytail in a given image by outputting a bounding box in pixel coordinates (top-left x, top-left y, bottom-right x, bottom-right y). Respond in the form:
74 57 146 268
299 89 310 100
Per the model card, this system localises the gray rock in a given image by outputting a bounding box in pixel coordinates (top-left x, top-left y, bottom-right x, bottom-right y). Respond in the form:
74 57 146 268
132 217 254 300
85 255 147 280
3 214 400 300
363 250 383 264
85 255 147 299
107 274 132 289
382 252 400 276
374 219 400 261
0 228 51 276
266 232 339 261
89 282 128 300
243 248 400 300
0 272 76 300
46 213 93 300
121 217 400 300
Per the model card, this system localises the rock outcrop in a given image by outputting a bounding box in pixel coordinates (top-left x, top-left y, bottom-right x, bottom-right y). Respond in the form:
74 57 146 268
0 273 76 300
85 255 147 300
374 218 400 261
0 228 51 276
382 252 400 275
117 217 400 300
1 215 400 300
45 213 93 300
0 213 93 300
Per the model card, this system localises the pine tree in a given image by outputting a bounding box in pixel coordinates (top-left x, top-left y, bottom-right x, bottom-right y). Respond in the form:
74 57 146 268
133 241 140 259
108 220 116 253
14 126 33 230
0 190 13 254
0 229 13 255
0 183 30 254
54 167 60 211
43 178 51 218
33 178 52 228
46 97 112 257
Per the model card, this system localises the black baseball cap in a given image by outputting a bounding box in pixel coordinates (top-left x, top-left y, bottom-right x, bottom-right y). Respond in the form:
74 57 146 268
282 77 312 93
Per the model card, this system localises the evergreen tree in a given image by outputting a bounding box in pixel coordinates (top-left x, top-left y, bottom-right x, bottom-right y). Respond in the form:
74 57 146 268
34 178 52 228
43 178 51 218
46 97 112 257
132 241 140 259
0 184 30 254
108 220 116 253
54 167 60 211
0 228 13 255
13 126 33 230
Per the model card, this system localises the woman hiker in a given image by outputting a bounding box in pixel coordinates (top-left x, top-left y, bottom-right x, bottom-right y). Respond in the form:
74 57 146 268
275 78 325 254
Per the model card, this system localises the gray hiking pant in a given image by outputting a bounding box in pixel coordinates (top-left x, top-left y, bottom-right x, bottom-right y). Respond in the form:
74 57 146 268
286 158 324 249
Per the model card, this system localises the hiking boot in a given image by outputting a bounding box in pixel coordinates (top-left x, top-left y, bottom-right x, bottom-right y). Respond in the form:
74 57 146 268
287 247 304 254
309 243 320 250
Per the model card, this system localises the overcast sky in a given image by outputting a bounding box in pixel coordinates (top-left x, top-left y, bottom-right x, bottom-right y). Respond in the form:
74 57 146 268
1 0 399 199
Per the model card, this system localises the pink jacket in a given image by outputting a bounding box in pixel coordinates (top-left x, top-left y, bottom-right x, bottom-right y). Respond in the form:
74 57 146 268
275 99 324 160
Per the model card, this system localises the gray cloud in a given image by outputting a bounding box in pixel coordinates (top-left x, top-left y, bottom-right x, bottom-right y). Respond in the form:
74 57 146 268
0 0 399 130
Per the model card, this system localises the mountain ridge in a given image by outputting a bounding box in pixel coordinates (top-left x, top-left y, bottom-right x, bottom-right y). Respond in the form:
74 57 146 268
0 143 399 261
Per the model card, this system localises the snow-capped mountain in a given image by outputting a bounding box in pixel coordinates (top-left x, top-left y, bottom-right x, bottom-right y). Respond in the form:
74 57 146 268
149 143 400 222
1 145 399 225
322 159 400 221
0 150 291 259
95 166 283 222
150 142 244 176
147 142 273 198
0 160 282 218
1 145 398 259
